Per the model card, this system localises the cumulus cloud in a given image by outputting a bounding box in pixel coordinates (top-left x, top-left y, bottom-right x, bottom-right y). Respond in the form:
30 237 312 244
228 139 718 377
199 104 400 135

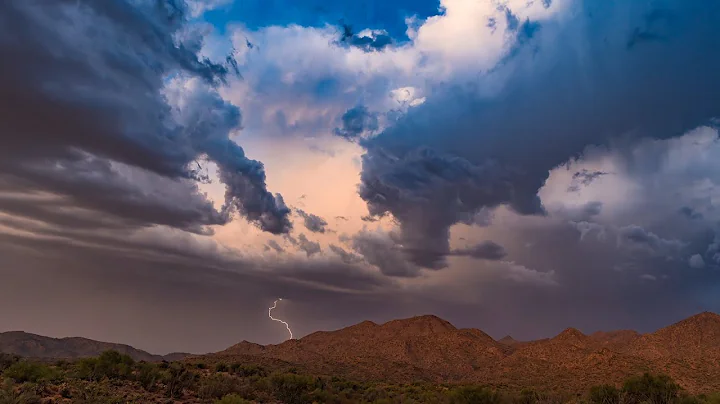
567 170 610 192
452 241 507 261
266 240 285 253
689 254 706 269
359 147 514 268
296 233 322 257
296 209 329 233
356 0 720 272
338 25 393 52
617 225 686 256
334 105 379 141
0 0 290 235
186 0 233 17
328 244 363 264
500 262 558 287
349 230 422 277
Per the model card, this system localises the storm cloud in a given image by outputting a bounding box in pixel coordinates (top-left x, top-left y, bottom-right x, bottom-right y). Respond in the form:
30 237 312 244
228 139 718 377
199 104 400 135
358 0 720 269
296 209 329 233
0 0 291 235
452 241 508 261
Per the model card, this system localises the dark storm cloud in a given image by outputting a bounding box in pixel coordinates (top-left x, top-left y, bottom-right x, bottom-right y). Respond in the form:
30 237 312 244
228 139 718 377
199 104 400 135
359 147 515 268
296 209 329 233
333 105 379 141
617 225 686 256
0 0 291 235
0 156 226 235
357 0 720 269
348 231 422 277
679 206 704 220
265 240 285 253
328 244 363 265
296 233 322 257
452 241 507 261
567 170 610 192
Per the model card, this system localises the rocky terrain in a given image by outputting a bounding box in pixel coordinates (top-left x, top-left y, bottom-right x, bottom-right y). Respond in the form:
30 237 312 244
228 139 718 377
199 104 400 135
204 312 720 395
4 312 720 395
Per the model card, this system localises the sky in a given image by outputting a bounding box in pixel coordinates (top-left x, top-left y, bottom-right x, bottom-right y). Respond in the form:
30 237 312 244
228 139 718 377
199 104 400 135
1 0 720 355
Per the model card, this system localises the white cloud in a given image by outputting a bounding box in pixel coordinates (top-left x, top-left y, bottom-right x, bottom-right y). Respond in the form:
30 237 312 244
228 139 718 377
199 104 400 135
689 254 706 269
186 0 233 18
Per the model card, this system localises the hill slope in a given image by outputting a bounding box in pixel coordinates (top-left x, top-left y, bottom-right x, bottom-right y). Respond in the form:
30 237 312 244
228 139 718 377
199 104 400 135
0 331 188 362
206 312 720 394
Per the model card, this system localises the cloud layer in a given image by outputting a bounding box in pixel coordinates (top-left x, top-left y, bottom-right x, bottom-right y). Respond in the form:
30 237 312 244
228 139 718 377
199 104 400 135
0 0 290 235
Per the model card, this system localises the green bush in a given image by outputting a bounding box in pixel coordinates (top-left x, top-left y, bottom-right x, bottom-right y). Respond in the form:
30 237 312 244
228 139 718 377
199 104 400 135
232 364 267 378
622 373 681 404
270 373 318 404
198 373 239 399
216 393 252 404
0 355 19 373
135 362 162 390
163 363 197 398
0 379 40 404
75 350 134 381
215 362 229 372
589 384 621 404
450 386 503 404
517 389 545 404
2 361 59 383
67 380 123 404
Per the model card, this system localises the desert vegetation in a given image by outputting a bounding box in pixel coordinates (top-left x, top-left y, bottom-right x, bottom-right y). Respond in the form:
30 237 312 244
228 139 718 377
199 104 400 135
0 351 718 404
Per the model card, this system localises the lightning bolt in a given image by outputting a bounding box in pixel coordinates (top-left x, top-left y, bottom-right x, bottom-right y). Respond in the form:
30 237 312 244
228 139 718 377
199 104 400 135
268 298 293 340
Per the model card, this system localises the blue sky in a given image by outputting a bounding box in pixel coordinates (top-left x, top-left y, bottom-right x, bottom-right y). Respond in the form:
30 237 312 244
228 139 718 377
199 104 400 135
202 0 440 39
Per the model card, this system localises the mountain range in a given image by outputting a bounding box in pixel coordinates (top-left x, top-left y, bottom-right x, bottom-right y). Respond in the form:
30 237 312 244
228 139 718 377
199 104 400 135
4 312 720 394
0 331 188 362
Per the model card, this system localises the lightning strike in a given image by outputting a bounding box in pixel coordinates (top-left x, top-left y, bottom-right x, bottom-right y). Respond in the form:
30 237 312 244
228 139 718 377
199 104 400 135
268 298 293 340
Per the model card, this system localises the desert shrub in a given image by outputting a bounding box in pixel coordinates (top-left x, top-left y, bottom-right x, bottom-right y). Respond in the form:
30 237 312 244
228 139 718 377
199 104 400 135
622 373 681 404
0 380 40 404
589 384 621 404
198 373 240 399
215 362 229 373
163 363 197 398
450 386 503 404
270 373 318 404
67 380 123 404
678 396 703 404
233 364 267 378
0 355 19 373
698 393 720 404
216 393 252 404
135 362 162 390
2 361 59 384
195 362 208 369
517 389 546 404
75 350 134 381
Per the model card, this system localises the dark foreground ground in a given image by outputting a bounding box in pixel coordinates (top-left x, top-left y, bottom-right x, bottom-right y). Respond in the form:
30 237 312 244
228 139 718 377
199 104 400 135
1 350 718 404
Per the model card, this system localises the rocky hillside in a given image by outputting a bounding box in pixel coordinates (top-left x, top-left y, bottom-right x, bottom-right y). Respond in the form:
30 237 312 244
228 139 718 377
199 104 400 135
0 331 188 362
205 312 720 395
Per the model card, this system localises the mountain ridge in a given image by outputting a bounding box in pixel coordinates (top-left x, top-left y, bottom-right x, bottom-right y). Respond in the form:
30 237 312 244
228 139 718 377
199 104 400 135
208 311 720 394
0 331 189 362
4 312 720 394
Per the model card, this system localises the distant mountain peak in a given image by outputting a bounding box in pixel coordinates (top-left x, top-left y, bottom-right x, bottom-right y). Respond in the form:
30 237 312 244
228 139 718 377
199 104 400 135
554 327 587 341
0 331 185 362
498 335 518 344
381 315 457 336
